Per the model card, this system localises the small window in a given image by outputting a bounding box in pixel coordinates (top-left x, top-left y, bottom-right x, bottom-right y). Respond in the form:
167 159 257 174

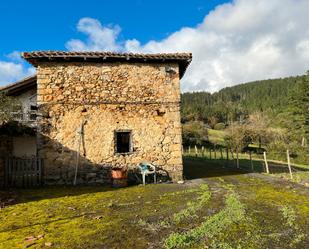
115 131 132 153
30 105 38 111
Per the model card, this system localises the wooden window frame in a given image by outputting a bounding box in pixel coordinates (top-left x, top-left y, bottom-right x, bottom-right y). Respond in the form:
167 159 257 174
114 129 133 155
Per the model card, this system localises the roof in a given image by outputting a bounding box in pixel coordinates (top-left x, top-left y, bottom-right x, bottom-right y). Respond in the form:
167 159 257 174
0 75 37 96
21 51 192 78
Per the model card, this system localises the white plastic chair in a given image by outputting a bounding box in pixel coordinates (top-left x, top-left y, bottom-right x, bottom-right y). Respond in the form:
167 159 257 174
138 162 157 185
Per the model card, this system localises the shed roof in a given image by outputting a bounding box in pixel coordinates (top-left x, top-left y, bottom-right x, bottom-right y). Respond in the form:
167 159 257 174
0 75 37 96
21 51 192 78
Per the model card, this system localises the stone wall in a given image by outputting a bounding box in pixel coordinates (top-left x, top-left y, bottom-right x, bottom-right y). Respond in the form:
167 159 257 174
36 62 183 184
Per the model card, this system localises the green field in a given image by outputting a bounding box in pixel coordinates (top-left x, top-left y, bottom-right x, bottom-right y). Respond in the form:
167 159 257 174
0 157 308 249
207 128 226 145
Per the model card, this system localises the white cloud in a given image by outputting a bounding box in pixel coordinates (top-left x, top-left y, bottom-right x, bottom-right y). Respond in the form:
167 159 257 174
6 51 24 63
66 18 122 51
0 62 24 84
2 0 308 91
297 39 309 58
67 0 309 92
0 51 35 87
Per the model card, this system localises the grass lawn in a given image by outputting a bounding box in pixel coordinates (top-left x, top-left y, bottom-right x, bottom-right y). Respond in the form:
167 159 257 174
184 150 309 185
0 157 308 249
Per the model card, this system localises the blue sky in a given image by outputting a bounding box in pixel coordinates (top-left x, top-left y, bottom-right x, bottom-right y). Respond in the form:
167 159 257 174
0 0 228 54
1 0 309 92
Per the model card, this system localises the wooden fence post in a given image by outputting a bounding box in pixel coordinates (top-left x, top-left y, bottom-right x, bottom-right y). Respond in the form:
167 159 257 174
226 147 229 161
202 146 205 157
249 151 254 171
195 145 198 157
230 149 235 166
210 149 212 160
230 149 235 159
188 146 191 155
236 148 239 168
287 150 293 180
263 151 269 174
301 137 305 147
220 148 223 159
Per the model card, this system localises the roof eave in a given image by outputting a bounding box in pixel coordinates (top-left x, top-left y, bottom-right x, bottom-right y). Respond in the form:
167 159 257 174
21 51 192 79
0 75 37 96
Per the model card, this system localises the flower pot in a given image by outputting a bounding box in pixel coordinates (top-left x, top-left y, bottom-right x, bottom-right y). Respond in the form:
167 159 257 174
111 168 128 187
111 168 128 179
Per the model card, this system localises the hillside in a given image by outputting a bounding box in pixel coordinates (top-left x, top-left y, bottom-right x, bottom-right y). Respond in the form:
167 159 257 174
181 75 304 124
181 73 309 164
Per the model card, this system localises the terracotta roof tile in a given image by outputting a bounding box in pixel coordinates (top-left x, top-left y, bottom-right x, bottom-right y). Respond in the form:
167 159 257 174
22 51 192 78
22 51 192 60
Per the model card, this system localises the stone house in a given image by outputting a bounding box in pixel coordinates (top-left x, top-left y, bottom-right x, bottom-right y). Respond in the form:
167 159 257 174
0 75 37 158
0 51 192 185
0 75 39 187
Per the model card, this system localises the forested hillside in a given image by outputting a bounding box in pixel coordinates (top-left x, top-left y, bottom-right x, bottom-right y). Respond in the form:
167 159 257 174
181 73 309 164
181 75 304 125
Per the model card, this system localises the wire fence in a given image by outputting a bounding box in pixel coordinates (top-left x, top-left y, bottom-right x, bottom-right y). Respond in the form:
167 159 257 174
182 145 309 180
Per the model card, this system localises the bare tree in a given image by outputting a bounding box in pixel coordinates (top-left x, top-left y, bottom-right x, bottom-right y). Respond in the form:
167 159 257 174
224 123 252 168
247 112 270 148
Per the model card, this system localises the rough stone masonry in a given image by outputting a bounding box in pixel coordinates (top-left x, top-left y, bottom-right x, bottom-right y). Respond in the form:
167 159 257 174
22 51 192 184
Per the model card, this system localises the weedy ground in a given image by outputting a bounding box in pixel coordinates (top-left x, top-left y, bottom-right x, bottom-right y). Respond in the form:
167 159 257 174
0 157 308 249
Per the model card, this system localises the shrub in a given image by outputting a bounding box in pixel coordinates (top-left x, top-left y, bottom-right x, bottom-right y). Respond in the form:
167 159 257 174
214 123 226 130
0 93 20 124
182 121 209 146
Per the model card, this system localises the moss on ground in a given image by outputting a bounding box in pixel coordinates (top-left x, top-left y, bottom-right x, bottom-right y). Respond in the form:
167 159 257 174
165 193 245 249
0 158 308 248
203 174 309 249
272 171 309 186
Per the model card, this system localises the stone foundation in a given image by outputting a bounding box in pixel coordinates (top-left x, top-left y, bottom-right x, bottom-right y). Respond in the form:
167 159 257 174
44 165 112 185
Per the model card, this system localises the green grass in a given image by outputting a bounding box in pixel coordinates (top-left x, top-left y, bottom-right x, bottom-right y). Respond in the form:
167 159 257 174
207 128 226 145
172 184 211 224
0 157 308 248
165 193 245 249
183 150 309 185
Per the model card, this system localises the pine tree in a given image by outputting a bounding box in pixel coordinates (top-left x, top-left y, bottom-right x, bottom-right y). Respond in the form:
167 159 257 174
301 72 309 142
286 73 309 144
